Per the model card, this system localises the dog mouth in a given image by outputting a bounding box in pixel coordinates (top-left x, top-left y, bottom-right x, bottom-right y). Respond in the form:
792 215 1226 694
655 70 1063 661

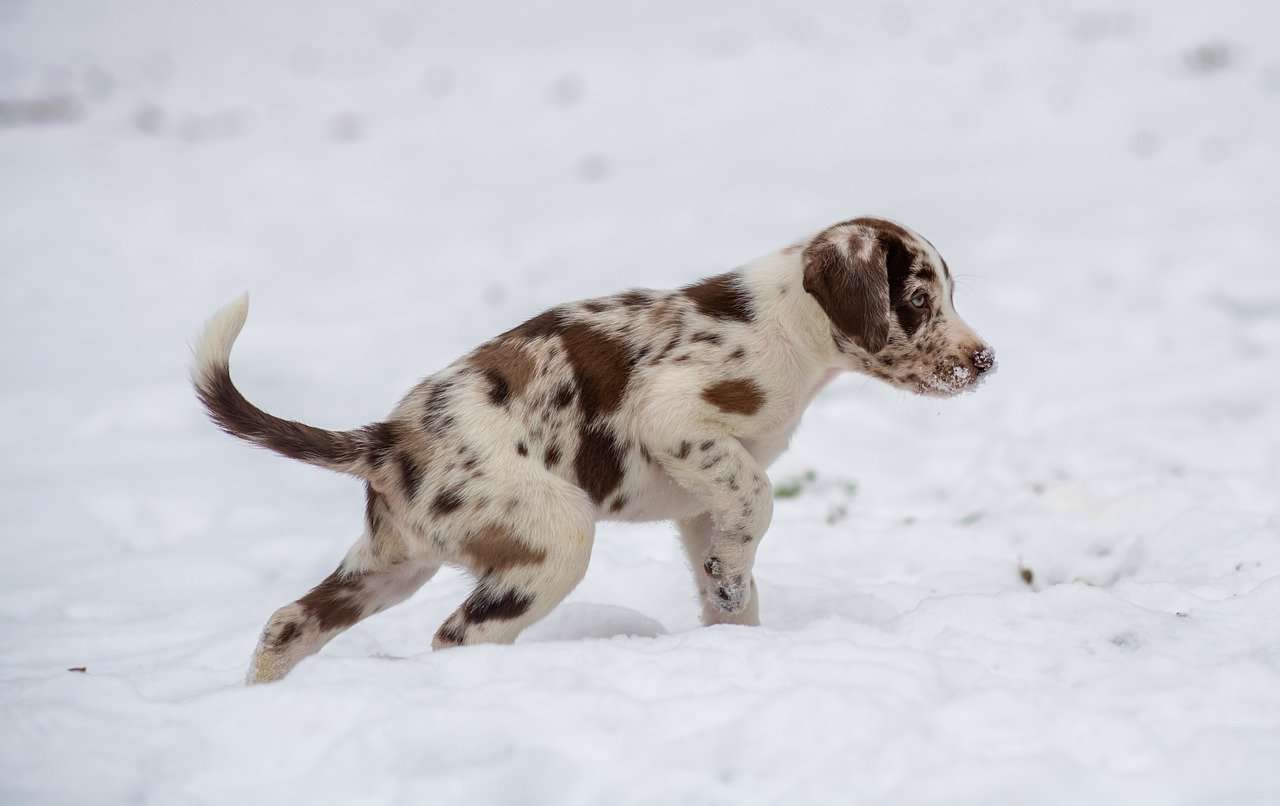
916 360 995 397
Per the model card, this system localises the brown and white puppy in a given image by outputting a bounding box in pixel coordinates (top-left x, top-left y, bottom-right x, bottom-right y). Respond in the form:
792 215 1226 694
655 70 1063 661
192 217 995 684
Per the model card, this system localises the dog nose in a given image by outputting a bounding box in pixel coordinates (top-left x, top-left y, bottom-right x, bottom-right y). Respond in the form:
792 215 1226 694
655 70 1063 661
971 346 996 376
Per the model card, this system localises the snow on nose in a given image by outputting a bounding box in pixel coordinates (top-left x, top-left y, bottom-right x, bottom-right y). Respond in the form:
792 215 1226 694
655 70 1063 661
972 346 996 376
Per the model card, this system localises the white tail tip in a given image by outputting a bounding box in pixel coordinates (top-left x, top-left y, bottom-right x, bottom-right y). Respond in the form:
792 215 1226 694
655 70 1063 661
191 292 250 384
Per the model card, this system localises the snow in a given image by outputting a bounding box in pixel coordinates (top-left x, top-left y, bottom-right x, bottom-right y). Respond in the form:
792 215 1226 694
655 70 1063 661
3 0 1279 803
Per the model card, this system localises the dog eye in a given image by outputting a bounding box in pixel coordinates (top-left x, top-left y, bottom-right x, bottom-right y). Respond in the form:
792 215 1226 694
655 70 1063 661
910 292 928 309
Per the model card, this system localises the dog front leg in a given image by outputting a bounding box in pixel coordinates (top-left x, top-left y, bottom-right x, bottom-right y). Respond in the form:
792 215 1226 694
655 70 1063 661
658 435 773 615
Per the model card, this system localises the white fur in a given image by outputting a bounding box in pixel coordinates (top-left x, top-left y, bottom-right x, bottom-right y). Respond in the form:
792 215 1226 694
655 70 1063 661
191 292 249 384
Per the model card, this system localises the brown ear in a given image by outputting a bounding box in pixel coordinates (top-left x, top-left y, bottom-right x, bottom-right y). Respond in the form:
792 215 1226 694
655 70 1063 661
801 230 890 353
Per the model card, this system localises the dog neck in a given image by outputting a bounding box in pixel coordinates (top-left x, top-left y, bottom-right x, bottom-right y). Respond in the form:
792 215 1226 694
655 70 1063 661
739 248 842 374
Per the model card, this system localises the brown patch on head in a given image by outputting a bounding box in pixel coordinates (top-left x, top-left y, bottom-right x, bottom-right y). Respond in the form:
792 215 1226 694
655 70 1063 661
702 378 765 416
462 525 547 574
682 272 754 323
471 339 536 406
880 231 927 339
802 223 892 354
298 569 365 631
559 322 634 420
574 424 625 504
856 217 914 243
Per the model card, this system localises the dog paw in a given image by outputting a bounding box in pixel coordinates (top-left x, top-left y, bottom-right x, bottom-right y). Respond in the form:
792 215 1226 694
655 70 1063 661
703 556 751 614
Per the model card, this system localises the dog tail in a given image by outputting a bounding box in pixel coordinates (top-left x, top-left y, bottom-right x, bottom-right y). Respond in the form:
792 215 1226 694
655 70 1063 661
191 294 391 480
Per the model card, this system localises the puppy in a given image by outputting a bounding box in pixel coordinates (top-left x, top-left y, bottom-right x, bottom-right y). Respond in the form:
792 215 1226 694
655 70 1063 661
192 217 995 683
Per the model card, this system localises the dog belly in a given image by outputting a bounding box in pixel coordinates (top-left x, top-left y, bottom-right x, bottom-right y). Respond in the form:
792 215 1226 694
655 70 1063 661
608 467 705 523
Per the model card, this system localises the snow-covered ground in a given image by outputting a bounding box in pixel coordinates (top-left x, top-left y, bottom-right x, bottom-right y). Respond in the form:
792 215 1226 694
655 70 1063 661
3 1 1279 803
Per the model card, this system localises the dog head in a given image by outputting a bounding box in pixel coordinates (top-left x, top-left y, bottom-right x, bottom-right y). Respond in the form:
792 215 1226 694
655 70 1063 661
802 217 995 397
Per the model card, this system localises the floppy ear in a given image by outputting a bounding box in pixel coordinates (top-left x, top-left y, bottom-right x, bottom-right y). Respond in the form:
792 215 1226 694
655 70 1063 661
801 229 890 353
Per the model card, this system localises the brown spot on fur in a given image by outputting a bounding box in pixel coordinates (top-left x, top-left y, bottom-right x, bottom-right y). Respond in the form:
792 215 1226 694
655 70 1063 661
462 525 547 573
434 621 466 647
299 569 365 631
574 424 625 504
885 236 926 338
505 308 566 340
728 347 747 361
516 441 528 457
482 370 509 406
397 452 424 500
690 331 723 345
682 272 754 323
364 484 384 534
560 322 634 419
650 333 683 365
432 485 465 515
544 443 562 468
462 586 534 623
675 441 692 460
421 379 457 434
702 378 765 416
617 290 652 308
271 621 299 648
859 217 915 244
471 340 536 406
552 382 575 409
610 495 627 513
364 421 400 468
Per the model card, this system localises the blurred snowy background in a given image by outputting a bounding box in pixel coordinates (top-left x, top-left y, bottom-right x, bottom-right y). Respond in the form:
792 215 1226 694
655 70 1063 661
2 1 1279 803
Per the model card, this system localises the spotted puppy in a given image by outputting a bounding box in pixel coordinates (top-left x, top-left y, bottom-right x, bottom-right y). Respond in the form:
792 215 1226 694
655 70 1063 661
193 216 995 684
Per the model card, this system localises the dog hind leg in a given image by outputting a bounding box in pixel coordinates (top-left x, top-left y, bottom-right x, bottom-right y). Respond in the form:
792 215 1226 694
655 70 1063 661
247 557 438 684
